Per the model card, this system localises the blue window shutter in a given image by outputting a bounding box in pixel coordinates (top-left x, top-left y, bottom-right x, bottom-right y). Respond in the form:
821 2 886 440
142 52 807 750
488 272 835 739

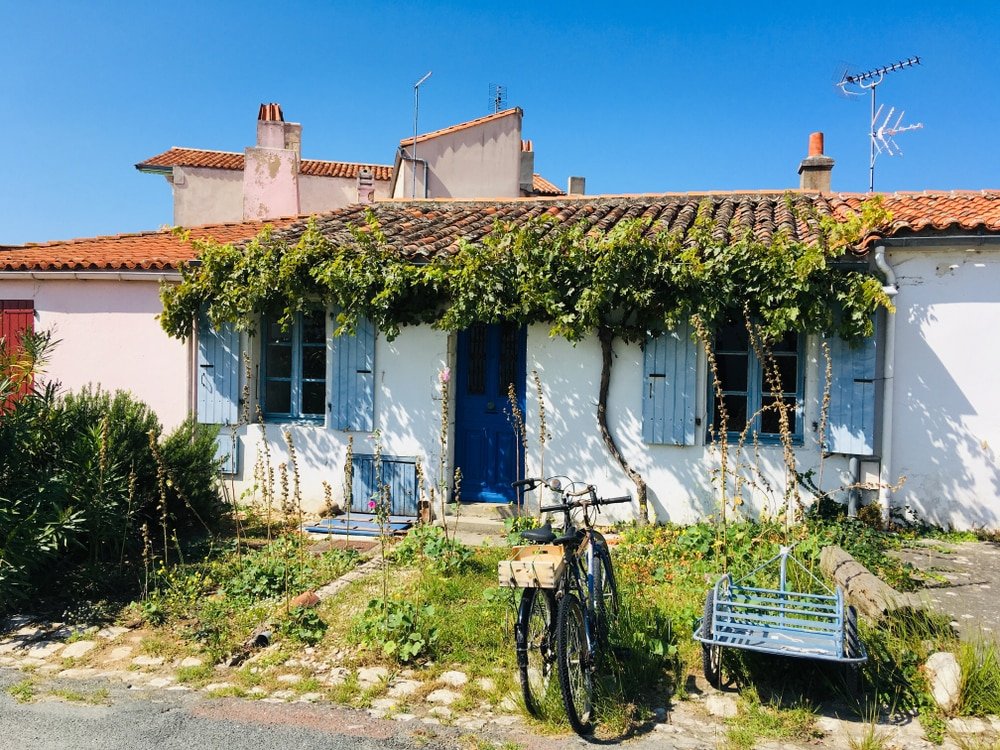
642 322 698 445
332 316 375 431
197 312 240 426
196 312 241 474
825 317 878 455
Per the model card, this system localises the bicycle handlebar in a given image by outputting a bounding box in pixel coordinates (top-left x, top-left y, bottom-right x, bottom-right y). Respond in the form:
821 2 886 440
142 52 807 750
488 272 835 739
539 495 632 513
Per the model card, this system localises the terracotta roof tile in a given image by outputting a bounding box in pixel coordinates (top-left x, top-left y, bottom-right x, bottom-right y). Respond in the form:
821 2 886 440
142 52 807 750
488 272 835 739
5 191 1000 273
398 108 522 147
530 173 564 196
135 147 393 181
0 219 297 272
269 191 1000 260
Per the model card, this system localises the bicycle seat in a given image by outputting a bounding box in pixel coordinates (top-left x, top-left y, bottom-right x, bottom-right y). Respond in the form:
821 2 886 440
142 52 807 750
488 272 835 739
520 522 556 543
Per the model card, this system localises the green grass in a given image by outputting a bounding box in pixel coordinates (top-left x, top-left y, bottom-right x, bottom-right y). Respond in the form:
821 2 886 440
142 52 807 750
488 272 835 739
958 640 1000 716
725 688 822 750
48 686 111 705
7 679 35 703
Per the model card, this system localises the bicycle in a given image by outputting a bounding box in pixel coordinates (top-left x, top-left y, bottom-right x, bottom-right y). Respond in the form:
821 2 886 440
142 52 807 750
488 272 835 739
508 476 631 735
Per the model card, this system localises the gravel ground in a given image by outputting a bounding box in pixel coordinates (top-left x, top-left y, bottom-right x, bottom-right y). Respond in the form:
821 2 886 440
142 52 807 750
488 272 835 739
893 539 1000 641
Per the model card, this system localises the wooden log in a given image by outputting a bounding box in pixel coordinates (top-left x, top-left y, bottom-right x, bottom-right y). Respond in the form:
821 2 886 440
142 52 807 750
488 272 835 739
820 545 923 620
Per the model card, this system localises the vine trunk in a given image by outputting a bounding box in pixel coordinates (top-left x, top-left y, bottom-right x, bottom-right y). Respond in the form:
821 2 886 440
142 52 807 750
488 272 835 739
597 326 648 524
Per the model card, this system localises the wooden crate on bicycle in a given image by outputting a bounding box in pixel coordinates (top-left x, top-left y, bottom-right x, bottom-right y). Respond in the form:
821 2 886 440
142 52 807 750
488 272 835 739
498 545 565 588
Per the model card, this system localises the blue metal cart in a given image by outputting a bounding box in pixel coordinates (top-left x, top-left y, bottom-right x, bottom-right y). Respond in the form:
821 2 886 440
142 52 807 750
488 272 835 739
693 545 867 688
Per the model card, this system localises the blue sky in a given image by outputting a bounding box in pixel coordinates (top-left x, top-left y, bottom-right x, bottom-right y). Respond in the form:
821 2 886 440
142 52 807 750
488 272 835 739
2 1 998 244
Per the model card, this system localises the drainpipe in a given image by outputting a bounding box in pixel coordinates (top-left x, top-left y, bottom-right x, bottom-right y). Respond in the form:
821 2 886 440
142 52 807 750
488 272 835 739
397 146 430 198
873 245 897 525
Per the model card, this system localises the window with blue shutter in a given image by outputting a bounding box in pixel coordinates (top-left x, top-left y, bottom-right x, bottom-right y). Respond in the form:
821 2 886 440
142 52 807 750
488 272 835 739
261 310 327 421
709 323 804 443
331 315 375 432
642 322 698 445
825 317 878 455
197 311 241 473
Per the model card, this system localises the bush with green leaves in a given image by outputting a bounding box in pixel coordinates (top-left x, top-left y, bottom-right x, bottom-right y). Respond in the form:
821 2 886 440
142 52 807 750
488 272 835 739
0 333 226 613
389 523 472 573
356 597 438 663
276 606 329 645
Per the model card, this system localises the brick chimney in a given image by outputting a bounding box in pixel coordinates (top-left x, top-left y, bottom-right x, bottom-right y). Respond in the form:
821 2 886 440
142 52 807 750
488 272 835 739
243 103 301 220
519 140 535 195
798 132 834 192
357 168 375 204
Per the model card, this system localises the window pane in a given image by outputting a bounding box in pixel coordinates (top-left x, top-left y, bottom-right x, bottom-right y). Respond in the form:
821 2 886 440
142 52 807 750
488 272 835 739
766 355 798 395
267 344 292 378
301 381 325 416
265 380 291 414
716 354 748 392
302 345 326 380
716 324 748 352
771 331 798 354
267 319 292 343
760 396 797 435
302 311 326 345
714 394 747 433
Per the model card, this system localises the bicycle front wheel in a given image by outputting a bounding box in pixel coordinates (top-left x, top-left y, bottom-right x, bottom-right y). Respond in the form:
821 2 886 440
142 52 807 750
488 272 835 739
556 592 593 735
517 586 556 716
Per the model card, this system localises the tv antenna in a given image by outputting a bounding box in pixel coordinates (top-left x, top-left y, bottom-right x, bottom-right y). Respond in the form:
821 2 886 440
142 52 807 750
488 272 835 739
488 84 507 113
411 71 432 199
836 56 922 192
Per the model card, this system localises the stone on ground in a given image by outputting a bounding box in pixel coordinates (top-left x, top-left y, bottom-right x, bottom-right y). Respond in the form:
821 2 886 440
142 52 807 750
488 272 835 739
61 640 97 658
438 670 468 687
924 651 961 713
426 688 460 705
704 692 738 718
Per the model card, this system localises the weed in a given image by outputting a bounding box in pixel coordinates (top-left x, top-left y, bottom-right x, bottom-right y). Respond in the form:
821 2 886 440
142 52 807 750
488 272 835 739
8 679 35 703
175 663 214 684
848 715 891 750
725 687 821 750
355 597 438 663
48 686 111 705
275 607 328 646
958 639 1000 716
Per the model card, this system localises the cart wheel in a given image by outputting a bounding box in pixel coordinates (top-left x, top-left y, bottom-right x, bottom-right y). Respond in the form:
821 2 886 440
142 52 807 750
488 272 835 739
702 590 723 689
844 605 861 659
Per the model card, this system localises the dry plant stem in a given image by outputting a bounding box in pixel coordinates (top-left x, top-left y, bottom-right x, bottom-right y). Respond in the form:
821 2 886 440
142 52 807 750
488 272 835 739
818 340 832 487
344 435 354 546
506 381 527 512
597 326 649 524
451 467 463 540
148 429 170 567
283 429 304 571
256 406 274 542
694 315 729 570
437 373 450 540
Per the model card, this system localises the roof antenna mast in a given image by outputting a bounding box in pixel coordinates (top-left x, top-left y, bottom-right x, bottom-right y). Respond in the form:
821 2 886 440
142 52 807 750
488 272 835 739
412 71 432 199
488 84 507 114
837 56 922 192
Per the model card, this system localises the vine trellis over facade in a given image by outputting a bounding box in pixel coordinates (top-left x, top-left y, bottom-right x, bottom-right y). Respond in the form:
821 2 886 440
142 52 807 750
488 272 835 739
168 191 894 525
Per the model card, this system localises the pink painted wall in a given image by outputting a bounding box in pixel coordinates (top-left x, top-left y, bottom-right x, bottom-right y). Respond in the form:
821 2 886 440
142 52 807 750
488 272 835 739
0 277 191 430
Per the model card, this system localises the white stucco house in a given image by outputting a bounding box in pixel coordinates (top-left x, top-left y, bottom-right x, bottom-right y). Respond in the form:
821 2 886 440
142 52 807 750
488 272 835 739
3 111 1000 530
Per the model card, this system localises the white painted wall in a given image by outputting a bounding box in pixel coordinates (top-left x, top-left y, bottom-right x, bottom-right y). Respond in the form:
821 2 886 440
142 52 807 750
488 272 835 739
0 277 191 430
521 325 852 525
885 244 1000 530
230 324 452 511
172 167 243 226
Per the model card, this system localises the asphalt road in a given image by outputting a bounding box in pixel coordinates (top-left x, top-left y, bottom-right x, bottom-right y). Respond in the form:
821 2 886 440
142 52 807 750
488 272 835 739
0 670 465 750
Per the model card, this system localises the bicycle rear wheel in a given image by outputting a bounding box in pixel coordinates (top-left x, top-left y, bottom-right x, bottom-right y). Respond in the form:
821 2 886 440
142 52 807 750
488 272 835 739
516 587 556 716
593 548 619 646
557 592 593 735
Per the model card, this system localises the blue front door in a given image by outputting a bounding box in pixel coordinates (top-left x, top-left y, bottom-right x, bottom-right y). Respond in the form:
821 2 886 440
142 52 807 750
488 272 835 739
454 323 526 503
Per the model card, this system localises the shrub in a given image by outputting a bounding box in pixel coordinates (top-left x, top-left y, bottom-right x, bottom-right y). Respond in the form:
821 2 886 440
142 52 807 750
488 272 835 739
356 597 439 663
